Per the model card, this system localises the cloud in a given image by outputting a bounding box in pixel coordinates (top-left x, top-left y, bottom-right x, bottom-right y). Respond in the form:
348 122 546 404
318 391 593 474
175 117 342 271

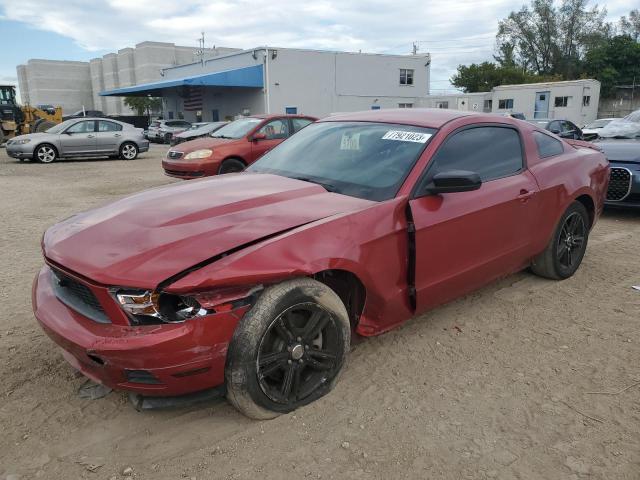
0 0 636 91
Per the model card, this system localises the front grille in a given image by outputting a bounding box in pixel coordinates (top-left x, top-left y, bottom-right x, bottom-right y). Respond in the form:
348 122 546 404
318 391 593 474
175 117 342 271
167 151 184 160
606 167 632 201
164 169 205 178
51 268 110 324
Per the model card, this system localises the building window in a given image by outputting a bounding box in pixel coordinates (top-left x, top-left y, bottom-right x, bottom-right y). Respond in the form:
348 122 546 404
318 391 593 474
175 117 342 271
400 69 414 85
483 99 493 112
167 111 174 119
498 99 514 109
285 107 298 114
435 101 449 109
398 103 413 108
554 96 571 107
371 105 381 110
582 95 591 107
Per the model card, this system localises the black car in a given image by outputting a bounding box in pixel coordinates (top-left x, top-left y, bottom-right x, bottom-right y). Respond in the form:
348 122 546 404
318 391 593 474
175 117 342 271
594 139 640 208
528 119 583 140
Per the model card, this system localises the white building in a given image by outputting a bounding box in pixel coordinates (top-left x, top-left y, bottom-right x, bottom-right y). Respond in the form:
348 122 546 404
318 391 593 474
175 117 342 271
17 42 239 115
424 79 600 125
100 47 432 121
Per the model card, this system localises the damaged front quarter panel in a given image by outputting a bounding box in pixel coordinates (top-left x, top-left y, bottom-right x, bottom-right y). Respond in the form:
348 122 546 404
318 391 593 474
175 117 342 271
162 197 415 336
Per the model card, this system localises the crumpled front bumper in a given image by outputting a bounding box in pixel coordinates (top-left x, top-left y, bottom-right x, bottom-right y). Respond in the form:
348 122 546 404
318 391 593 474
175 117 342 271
32 265 248 396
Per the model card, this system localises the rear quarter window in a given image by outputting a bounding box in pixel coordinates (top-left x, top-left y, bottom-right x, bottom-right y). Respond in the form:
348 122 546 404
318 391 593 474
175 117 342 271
533 131 564 158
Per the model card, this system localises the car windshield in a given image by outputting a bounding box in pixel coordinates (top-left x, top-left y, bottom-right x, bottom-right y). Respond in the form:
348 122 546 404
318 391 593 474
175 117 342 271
586 119 612 129
248 121 436 201
45 119 75 134
211 117 262 139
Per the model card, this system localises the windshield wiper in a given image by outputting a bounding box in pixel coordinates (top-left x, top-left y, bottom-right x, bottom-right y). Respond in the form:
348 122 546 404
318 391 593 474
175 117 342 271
213 135 234 139
290 176 338 193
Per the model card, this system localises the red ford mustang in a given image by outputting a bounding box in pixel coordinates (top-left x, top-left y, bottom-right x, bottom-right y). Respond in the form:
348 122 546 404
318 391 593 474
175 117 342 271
33 109 609 419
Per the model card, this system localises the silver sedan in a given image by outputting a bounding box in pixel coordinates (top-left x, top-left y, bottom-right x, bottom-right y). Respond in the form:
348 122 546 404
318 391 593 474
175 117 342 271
6 118 149 163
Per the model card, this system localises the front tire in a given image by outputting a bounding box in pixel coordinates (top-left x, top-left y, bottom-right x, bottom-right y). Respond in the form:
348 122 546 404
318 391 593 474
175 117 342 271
531 201 589 280
218 158 245 174
225 278 350 419
35 144 57 163
119 142 138 160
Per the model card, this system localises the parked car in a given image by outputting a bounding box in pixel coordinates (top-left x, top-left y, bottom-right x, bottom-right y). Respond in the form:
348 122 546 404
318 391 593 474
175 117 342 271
36 104 57 115
33 108 608 418
147 119 192 144
582 118 621 141
170 121 227 146
595 139 640 208
6 117 149 162
528 119 583 139
162 114 316 178
495 112 526 120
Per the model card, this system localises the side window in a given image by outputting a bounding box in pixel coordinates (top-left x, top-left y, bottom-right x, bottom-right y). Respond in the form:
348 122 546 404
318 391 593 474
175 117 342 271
534 132 564 158
562 121 576 133
258 119 290 139
98 121 122 132
548 121 561 133
291 118 313 133
428 126 523 182
66 121 95 134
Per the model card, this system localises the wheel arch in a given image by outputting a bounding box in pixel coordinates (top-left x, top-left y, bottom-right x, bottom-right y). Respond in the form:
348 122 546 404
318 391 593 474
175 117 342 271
313 269 366 331
574 193 595 228
222 155 247 166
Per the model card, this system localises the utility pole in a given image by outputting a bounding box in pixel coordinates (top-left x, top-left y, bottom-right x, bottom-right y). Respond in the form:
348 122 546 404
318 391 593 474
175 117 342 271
412 41 418 55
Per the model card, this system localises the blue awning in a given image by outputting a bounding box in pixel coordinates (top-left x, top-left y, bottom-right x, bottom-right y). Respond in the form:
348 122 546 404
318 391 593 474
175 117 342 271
100 64 264 96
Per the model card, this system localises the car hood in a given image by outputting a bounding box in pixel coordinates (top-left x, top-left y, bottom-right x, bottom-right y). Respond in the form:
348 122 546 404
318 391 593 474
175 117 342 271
595 139 640 163
169 136 237 153
43 173 374 289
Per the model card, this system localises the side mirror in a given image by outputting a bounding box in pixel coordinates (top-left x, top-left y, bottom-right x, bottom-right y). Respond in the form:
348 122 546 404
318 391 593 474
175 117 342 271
424 170 482 195
549 127 561 134
251 132 267 141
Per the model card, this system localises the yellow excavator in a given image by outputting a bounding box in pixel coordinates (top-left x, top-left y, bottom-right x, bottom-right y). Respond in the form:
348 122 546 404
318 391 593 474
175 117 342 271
0 84 63 143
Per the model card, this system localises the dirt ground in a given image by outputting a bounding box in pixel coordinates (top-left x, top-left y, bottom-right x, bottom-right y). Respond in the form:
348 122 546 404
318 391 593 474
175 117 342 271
0 143 639 480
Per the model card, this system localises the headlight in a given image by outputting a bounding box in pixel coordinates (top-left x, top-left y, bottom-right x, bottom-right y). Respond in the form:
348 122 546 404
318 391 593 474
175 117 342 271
114 290 204 324
184 149 213 160
13 138 31 145
113 285 263 324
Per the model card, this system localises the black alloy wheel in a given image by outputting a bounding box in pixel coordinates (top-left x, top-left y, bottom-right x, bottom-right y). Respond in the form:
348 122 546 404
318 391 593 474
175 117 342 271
556 212 586 271
257 303 341 405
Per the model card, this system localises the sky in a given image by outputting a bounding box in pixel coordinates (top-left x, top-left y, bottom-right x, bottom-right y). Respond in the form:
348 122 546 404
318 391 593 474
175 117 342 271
0 0 635 97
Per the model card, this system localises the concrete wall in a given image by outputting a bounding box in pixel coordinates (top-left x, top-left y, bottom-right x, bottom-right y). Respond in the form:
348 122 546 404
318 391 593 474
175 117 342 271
17 59 93 113
16 42 235 115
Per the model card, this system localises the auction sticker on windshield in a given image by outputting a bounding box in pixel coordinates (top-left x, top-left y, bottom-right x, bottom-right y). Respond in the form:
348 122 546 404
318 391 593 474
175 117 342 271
382 130 432 143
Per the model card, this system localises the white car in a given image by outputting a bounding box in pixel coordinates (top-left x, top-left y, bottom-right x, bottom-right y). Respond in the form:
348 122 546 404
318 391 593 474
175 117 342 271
582 118 621 141
147 120 192 144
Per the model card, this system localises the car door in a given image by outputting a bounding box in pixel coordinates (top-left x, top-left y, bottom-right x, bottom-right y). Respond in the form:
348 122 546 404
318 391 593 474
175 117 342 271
408 124 540 312
249 118 290 162
59 120 97 155
95 120 123 154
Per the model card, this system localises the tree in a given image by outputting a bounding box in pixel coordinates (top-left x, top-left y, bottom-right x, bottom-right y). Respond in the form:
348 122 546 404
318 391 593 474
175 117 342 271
583 35 640 96
619 9 640 41
497 0 609 78
123 96 162 116
450 62 557 93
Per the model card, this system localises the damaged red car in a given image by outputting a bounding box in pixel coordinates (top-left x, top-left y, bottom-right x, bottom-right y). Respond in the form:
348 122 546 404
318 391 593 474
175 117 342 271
33 109 609 419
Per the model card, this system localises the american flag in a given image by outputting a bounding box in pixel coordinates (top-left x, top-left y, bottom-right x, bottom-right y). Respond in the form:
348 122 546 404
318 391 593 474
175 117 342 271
183 86 203 111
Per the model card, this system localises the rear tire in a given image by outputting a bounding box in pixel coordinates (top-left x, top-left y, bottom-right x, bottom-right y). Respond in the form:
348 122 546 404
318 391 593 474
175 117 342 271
218 158 245 174
531 201 589 280
119 142 138 160
35 121 56 133
225 278 350 419
34 144 57 163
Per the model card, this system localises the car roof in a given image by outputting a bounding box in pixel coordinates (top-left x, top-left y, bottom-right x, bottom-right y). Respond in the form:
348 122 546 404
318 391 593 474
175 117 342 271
250 114 317 120
320 108 475 128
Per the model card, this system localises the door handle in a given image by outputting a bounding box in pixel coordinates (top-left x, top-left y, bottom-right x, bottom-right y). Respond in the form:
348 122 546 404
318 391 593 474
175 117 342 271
114 133 121 137
518 189 535 202
87 135 95 138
